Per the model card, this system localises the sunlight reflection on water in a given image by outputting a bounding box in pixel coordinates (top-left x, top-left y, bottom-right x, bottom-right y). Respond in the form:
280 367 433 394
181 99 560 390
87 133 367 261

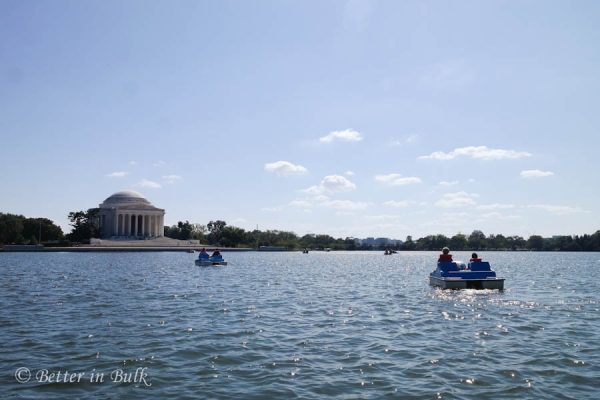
1 251 599 399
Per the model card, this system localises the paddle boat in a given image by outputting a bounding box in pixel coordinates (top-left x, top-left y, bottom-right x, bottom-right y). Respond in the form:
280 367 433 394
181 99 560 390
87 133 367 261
429 258 504 290
195 251 227 267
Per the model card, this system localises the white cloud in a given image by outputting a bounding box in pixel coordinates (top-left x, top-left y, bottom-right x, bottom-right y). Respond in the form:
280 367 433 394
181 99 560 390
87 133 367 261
264 160 308 176
435 191 478 208
138 179 162 189
129 161 137 166
375 173 422 186
163 174 183 184
526 204 586 215
289 200 312 208
261 206 283 212
303 175 357 195
319 129 363 143
479 212 521 220
364 214 403 222
439 180 459 186
390 134 419 146
520 169 554 178
406 134 418 143
345 170 355 176
106 171 128 178
383 200 411 208
322 200 369 210
419 146 531 161
288 196 367 211
477 203 516 211
153 160 166 167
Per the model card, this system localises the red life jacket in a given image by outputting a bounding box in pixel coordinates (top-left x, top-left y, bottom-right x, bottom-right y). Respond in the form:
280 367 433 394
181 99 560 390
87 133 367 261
438 254 453 262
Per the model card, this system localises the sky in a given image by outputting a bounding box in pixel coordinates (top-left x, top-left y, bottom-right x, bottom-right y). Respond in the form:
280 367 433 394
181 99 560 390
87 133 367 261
1 0 599 240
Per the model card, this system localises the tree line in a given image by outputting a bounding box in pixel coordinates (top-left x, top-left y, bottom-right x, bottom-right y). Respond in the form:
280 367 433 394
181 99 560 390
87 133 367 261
400 230 600 252
0 213 64 245
1 210 599 252
164 220 600 252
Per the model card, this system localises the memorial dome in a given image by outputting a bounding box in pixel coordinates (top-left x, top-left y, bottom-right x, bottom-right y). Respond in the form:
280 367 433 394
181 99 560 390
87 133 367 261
100 190 151 207
97 190 165 238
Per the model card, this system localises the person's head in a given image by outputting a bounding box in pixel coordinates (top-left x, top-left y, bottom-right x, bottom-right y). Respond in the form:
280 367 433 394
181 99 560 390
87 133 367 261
442 247 450 254
471 252 478 259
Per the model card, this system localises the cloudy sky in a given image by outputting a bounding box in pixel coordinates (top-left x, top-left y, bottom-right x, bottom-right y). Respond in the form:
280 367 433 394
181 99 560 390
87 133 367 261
1 0 599 239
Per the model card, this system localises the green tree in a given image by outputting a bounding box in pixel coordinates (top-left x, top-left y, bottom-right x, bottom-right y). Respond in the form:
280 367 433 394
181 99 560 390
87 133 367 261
468 230 486 250
487 234 507 250
23 218 63 243
0 213 25 244
450 233 468 250
191 224 207 242
177 221 193 240
526 235 545 251
506 235 526 250
221 226 245 247
402 235 415 250
66 208 99 243
207 220 227 245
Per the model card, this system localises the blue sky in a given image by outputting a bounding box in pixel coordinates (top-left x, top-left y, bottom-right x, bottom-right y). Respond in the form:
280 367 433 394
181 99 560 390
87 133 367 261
1 0 599 239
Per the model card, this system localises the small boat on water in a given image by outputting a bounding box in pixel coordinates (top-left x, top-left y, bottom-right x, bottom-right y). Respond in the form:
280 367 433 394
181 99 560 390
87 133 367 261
195 251 227 267
429 259 504 290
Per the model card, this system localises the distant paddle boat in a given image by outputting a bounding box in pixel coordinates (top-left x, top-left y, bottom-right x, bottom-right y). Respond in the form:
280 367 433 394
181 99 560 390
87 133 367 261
429 259 504 290
195 249 227 267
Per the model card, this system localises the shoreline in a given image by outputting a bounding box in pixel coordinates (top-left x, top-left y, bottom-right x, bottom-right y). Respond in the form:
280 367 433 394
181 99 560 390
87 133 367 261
0 246 255 253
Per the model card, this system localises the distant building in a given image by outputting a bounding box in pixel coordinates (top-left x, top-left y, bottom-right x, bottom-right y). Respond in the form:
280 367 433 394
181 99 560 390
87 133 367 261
356 237 403 247
97 191 165 239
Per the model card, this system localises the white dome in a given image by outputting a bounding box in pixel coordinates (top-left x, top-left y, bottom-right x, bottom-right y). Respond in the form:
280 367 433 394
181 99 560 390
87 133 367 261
101 190 151 207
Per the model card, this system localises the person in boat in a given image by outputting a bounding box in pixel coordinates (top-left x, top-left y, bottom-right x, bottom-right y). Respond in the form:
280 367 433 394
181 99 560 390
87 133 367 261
199 248 209 259
470 252 482 262
438 247 453 262
211 248 221 257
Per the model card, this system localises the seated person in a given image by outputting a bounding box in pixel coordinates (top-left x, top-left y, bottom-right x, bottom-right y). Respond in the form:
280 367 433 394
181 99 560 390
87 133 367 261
470 252 482 262
211 249 221 257
199 248 209 259
438 247 453 262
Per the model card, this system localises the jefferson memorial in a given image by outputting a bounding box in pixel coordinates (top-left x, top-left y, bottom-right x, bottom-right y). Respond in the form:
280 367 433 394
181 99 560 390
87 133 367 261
98 191 165 239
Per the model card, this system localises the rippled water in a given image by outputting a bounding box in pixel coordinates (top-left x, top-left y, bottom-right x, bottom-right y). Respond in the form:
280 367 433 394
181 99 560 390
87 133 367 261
1 251 599 399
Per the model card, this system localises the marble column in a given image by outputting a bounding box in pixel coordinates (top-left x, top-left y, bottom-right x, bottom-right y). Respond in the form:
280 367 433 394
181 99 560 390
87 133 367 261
113 211 118 237
141 214 145 237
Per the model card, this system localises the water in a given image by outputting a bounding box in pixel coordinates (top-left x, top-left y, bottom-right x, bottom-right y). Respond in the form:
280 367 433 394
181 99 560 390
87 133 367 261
1 251 599 399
